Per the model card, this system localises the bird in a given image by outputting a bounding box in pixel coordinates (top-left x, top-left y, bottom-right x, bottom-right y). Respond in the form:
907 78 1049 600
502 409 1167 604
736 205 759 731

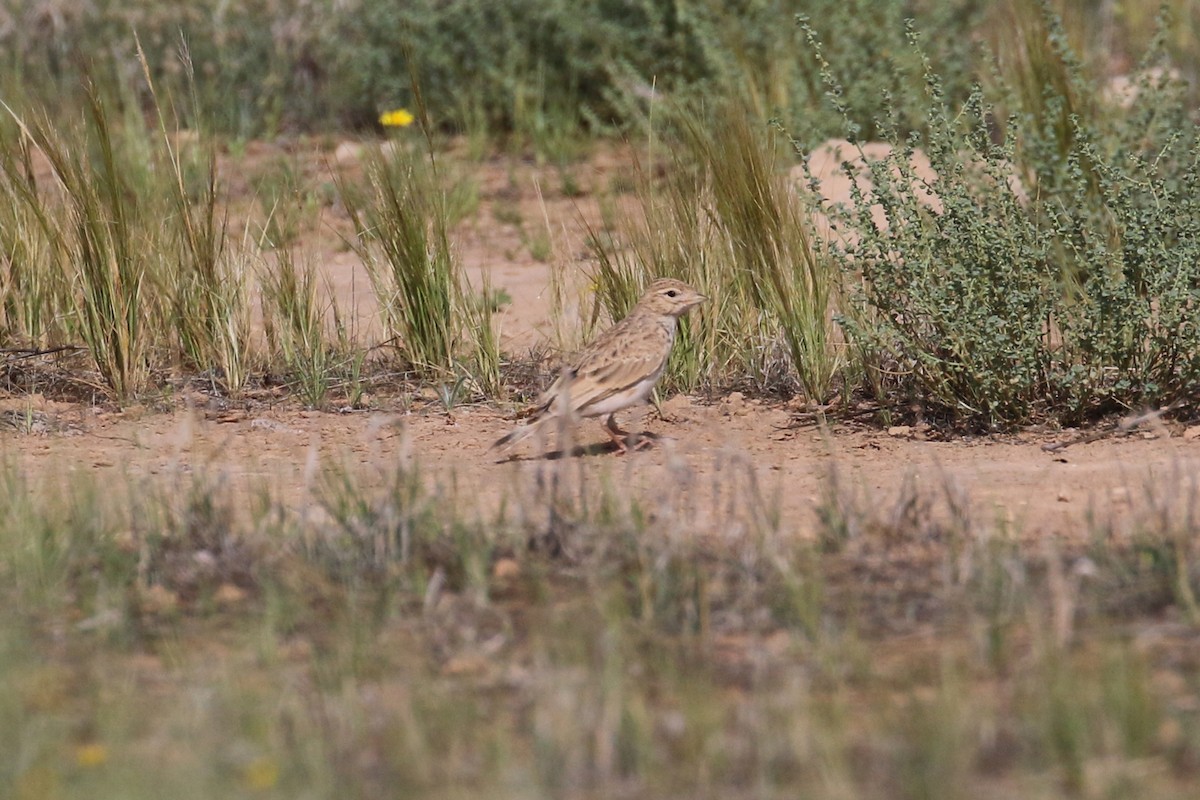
494 277 706 454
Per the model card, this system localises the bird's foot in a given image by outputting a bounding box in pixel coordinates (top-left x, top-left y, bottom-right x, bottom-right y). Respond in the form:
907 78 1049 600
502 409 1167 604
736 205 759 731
613 431 658 455
603 414 656 455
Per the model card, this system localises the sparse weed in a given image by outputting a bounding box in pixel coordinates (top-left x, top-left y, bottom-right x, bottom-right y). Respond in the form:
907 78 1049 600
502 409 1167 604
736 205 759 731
458 273 504 399
1085 464 1200 622
341 143 458 378
681 108 840 401
492 200 523 228
0 60 252 401
140 50 252 397
590 102 840 399
527 231 552 263
0 137 71 348
340 138 502 398
7 88 155 400
251 157 321 250
260 246 332 409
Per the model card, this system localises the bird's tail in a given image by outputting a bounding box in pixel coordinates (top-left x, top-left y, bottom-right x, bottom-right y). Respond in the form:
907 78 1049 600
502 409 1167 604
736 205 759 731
492 415 544 450
493 374 573 450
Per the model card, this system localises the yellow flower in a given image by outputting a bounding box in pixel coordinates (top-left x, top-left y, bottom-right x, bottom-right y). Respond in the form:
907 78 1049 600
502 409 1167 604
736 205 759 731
379 108 415 128
75 742 109 768
243 756 280 791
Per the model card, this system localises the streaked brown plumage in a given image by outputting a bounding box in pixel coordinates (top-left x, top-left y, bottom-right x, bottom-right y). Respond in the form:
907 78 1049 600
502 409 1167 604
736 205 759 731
494 278 706 453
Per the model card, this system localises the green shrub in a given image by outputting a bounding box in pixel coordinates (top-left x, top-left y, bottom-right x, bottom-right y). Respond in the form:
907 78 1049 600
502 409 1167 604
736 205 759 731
809 15 1200 426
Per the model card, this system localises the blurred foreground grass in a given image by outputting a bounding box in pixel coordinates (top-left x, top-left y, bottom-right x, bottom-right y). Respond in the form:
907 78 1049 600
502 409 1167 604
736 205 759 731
4 452 1200 798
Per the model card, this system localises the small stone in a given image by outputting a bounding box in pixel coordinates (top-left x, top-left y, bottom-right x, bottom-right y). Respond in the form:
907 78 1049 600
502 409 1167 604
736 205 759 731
1057 492 1071 503
1185 426 1200 441
214 583 248 607
139 584 179 615
250 418 301 435
282 639 314 661
765 629 792 655
113 530 138 554
720 391 751 417
1158 717 1183 748
658 710 687 739
492 558 520 580
887 425 912 437
1071 557 1097 578
442 654 489 677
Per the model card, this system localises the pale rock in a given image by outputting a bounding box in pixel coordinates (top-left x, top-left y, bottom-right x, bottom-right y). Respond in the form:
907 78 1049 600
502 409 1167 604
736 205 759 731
334 141 362 165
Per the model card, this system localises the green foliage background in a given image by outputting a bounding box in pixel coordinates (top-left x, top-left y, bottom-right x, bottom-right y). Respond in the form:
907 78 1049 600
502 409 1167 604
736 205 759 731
0 0 989 140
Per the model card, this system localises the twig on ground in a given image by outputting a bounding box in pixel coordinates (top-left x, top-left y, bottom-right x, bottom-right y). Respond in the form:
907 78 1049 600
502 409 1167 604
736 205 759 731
2 345 86 360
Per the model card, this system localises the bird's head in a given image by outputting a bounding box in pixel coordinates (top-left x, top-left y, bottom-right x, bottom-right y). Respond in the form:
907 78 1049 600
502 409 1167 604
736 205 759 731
638 278 707 318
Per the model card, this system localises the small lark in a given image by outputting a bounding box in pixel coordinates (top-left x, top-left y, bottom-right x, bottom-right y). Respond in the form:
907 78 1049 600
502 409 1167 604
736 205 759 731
494 278 706 454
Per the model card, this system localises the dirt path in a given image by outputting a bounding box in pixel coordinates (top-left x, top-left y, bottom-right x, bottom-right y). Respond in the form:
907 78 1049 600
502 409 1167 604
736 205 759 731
7 391 1194 543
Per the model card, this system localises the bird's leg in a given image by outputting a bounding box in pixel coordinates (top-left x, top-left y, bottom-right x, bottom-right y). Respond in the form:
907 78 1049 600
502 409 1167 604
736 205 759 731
604 412 653 454
603 414 631 454
627 404 654 451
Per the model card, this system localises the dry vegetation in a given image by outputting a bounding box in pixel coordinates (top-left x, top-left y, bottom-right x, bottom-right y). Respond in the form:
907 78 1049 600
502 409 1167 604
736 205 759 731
5 1 1200 798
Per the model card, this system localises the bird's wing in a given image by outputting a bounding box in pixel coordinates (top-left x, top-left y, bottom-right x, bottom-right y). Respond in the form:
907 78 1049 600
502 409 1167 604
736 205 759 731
523 317 669 415
562 322 670 416
494 317 669 450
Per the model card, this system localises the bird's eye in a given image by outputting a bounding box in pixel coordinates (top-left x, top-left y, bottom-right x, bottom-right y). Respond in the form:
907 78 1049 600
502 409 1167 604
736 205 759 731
665 289 679 298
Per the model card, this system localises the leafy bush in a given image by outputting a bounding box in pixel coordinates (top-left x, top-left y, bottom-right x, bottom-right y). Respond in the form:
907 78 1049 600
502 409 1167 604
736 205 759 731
811 16 1200 426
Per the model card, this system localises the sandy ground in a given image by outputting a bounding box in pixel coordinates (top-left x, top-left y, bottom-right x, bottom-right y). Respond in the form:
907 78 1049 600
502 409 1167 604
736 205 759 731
4 138 1195 539
5 390 1196 543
